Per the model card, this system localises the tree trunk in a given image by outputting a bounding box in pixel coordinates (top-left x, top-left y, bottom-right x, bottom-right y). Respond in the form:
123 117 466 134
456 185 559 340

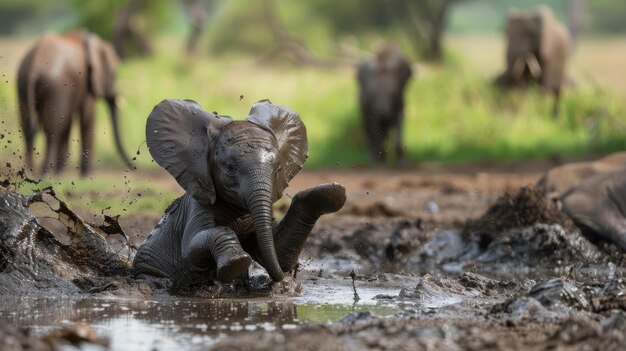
568 0 587 49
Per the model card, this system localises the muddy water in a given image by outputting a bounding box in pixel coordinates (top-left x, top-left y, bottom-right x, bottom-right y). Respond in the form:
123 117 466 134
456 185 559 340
0 280 405 351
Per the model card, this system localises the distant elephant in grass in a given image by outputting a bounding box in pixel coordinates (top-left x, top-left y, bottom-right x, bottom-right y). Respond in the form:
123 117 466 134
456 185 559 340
132 99 346 286
357 42 412 164
495 6 571 115
561 170 626 251
17 30 133 175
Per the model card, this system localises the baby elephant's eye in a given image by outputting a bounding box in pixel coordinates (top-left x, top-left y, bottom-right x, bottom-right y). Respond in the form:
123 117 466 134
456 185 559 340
226 163 237 173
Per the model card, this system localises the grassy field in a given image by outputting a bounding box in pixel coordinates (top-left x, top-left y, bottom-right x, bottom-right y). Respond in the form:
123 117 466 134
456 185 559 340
0 34 625 213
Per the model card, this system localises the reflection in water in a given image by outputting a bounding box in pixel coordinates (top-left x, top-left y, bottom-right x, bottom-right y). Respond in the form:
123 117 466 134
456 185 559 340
0 296 399 351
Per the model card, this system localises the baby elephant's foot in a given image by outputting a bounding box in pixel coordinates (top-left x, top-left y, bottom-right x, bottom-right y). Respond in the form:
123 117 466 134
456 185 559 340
293 182 346 218
216 249 252 283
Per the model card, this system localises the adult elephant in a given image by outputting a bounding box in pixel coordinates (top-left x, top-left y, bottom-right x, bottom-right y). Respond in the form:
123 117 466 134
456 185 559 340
357 42 412 164
495 6 571 115
17 30 133 175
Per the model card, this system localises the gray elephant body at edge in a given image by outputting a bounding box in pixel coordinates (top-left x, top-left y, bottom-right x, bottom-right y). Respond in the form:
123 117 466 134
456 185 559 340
357 43 412 164
561 170 626 251
132 99 346 286
17 31 132 175
495 6 571 115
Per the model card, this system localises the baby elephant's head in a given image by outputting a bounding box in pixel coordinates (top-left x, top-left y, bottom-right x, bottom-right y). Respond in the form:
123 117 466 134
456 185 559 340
146 99 308 282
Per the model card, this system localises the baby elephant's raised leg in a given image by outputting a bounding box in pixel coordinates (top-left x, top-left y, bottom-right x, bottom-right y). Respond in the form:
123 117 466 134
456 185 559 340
274 183 346 272
183 227 252 282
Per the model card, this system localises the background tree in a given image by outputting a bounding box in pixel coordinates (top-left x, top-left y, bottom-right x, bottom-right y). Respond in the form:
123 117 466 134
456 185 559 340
392 0 465 61
72 0 172 58
183 0 215 56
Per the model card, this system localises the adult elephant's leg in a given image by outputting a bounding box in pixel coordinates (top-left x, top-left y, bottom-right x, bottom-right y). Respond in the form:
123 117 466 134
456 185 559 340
79 97 95 176
40 133 55 175
183 226 252 282
394 113 405 164
19 105 36 173
41 93 71 175
551 88 561 117
54 124 72 174
365 114 385 163
272 183 346 272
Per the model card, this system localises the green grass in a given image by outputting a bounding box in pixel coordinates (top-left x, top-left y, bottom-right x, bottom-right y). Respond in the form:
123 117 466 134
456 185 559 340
1 37 624 171
10 173 181 215
0 36 625 213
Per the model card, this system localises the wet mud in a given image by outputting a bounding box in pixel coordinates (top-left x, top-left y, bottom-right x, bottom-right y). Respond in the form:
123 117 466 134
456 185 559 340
2 167 626 350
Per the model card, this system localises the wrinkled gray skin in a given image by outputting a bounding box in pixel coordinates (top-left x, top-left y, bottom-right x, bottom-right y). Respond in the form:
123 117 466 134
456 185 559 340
357 43 412 163
17 31 132 175
561 170 626 251
133 99 346 285
495 7 570 115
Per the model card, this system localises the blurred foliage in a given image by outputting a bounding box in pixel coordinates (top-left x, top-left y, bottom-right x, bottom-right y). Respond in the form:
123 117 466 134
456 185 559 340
0 0 70 34
71 0 175 40
450 0 626 34
585 0 626 33
206 0 455 59
2 0 626 37
206 0 626 59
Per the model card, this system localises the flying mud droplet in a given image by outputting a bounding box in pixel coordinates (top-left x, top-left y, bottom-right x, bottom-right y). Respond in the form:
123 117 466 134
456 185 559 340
135 140 146 156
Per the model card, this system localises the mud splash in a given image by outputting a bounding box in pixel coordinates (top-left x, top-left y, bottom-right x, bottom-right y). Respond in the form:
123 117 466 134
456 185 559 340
0 188 132 295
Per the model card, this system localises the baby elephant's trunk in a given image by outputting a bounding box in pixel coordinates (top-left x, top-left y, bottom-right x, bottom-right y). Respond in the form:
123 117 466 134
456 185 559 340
246 169 284 282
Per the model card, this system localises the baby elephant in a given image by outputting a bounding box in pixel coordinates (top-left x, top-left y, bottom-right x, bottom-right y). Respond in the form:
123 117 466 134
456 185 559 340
133 99 346 286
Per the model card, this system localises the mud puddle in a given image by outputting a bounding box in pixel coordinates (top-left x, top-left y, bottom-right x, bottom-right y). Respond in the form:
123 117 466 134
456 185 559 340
0 282 404 351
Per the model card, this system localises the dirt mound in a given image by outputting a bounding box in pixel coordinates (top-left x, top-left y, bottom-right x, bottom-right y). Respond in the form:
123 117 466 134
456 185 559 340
463 186 574 241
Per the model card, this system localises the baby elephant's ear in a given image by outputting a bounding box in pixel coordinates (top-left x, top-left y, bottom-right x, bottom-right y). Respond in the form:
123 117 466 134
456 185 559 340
146 99 232 205
246 100 308 197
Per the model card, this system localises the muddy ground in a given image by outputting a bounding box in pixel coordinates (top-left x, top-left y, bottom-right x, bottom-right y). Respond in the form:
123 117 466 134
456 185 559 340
2 160 626 351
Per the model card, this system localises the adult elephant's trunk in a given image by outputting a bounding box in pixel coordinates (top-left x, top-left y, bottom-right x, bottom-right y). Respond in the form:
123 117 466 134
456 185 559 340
106 96 133 169
246 169 284 282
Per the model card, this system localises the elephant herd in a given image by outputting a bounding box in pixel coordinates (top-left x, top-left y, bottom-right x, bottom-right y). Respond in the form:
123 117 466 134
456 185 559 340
13 6 610 288
15 6 571 174
358 5 571 164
